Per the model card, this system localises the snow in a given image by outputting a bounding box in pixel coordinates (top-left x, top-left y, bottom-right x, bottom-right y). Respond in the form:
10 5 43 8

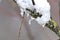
16 0 51 27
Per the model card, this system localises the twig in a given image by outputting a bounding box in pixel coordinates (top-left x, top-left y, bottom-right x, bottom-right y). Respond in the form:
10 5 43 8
18 16 24 40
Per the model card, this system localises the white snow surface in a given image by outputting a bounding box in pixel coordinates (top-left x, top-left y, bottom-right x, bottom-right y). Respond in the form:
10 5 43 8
15 0 51 27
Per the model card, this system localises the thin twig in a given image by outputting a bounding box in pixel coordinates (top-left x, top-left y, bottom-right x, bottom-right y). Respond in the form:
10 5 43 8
18 16 24 40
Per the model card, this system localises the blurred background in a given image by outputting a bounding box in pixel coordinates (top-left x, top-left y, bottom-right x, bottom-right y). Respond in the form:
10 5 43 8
0 0 59 40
